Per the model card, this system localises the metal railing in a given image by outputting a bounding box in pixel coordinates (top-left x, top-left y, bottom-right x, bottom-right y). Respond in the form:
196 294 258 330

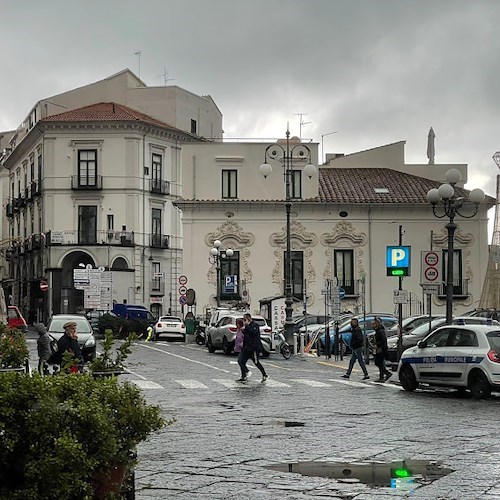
150 233 170 249
150 179 170 195
71 175 103 190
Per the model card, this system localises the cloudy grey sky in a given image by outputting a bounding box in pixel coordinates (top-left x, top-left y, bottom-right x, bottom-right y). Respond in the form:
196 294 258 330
1 0 499 228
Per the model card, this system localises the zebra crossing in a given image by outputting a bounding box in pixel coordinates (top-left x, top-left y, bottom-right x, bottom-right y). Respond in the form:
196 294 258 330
131 377 403 391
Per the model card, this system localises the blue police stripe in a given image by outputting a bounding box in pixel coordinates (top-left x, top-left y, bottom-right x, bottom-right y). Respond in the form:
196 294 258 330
402 356 484 364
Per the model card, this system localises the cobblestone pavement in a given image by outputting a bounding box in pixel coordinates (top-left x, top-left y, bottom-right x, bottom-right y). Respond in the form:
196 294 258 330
119 341 500 500
25 337 500 499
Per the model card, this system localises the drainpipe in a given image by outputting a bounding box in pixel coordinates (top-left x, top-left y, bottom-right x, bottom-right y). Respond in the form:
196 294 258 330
368 205 373 312
142 128 150 305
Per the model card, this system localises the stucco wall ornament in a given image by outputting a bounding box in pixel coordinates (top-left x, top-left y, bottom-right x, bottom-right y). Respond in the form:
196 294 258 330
321 222 367 281
270 221 317 287
206 221 254 286
432 227 473 247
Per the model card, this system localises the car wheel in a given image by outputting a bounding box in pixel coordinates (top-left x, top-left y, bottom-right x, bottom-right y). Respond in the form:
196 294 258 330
222 337 232 355
468 371 492 399
207 336 216 353
399 364 418 392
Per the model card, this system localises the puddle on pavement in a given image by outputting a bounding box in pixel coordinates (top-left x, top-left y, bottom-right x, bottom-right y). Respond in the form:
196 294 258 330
266 458 453 491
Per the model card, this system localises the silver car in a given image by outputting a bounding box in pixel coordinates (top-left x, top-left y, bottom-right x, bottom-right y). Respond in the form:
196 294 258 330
206 314 270 355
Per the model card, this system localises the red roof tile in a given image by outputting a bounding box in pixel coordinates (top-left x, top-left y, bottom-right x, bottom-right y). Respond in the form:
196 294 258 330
42 102 179 131
319 168 474 204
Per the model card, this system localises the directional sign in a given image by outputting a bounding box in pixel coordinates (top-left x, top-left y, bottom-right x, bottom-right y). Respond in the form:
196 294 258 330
421 251 441 285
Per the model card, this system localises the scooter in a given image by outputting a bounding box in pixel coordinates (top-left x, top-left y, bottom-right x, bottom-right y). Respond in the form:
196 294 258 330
275 331 292 359
195 326 206 346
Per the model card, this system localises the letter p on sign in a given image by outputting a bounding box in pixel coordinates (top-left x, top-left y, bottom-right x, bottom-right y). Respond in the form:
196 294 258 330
386 246 411 277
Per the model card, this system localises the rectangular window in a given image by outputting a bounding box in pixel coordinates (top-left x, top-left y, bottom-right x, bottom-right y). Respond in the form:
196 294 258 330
290 170 302 199
152 262 161 291
78 150 97 186
152 153 162 188
37 155 42 181
220 251 240 301
151 208 162 246
107 214 114 231
78 206 97 244
334 249 355 295
191 119 197 134
30 162 34 182
285 251 303 300
442 249 463 295
222 170 237 199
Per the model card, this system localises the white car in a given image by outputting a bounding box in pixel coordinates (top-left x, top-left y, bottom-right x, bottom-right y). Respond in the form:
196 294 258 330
398 323 500 398
154 316 186 341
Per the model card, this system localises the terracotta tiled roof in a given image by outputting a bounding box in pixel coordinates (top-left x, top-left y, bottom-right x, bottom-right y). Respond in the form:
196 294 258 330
319 168 474 204
42 102 178 130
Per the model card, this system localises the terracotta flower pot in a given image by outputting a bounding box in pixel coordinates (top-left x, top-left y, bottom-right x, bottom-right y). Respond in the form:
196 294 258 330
91 462 128 499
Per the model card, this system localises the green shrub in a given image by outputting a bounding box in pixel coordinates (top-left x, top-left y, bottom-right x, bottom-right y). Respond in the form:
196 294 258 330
0 326 29 368
0 373 166 498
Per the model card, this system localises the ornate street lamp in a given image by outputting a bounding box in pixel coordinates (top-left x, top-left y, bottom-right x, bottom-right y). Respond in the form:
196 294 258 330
259 126 316 347
427 168 485 323
209 240 234 307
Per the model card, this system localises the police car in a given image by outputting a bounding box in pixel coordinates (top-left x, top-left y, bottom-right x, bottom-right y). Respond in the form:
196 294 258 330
398 321 500 399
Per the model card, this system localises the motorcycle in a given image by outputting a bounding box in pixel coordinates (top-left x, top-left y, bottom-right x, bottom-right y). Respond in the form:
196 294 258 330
261 331 291 359
195 326 206 346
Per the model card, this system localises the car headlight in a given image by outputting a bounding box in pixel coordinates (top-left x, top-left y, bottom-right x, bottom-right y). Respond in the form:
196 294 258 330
84 336 96 347
387 339 397 349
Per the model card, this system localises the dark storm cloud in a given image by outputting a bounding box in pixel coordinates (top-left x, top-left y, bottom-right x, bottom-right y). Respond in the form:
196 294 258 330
1 0 499 215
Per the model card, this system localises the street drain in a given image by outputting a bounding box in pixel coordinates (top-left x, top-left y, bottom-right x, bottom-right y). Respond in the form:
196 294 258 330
266 459 453 490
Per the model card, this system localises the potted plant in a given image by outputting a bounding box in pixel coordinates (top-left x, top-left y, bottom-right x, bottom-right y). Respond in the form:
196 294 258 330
0 324 29 371
0 372 166 498
89 329 135 377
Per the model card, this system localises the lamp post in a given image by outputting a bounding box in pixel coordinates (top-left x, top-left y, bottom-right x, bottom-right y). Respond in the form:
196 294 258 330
427 168 485 324
209 240 234 307
259 126 316 346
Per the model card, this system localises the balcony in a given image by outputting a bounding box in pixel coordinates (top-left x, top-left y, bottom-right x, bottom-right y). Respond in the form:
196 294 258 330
6 203 13 218
71 175 103 190
31 233 43 250
438 279 470 299
24 238 32 253
30 180 41 198
24 187 31 202
45 229 135 247
150 233 170 249
150 179 170 195
17 195 26 209
150 280 165 296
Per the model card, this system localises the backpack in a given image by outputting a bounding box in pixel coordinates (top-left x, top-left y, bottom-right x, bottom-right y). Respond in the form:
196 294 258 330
47 336 60 364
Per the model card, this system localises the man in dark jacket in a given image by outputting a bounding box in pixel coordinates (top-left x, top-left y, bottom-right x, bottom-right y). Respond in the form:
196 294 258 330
236 313 268 383
35 323 51 374
342 318 370 380
372 318 392 382
56 321 84 365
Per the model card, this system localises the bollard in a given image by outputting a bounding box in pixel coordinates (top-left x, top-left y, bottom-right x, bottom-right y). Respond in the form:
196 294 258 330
293 332 298 356
299 331 305 355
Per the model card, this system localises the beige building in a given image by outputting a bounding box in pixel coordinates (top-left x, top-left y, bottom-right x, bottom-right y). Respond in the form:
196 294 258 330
0 69 221 322
176 140 494 322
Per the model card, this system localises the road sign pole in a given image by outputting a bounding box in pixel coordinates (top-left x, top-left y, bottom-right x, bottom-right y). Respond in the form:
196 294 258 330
397 225 404 362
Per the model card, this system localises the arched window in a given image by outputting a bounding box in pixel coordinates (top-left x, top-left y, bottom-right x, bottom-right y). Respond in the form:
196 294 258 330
111 257 128 270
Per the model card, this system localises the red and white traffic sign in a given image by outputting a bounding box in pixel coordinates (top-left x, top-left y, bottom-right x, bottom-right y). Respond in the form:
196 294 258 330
178 275 188 286
421 251 441 286
179 285 187 295
40 280 49 292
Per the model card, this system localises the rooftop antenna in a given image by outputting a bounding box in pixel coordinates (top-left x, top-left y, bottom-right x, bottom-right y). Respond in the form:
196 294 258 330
294 113 311 139
134 50 142 79
157 67 175 86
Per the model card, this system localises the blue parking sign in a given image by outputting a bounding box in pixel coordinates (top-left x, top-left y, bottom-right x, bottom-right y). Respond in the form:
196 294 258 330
224 274 238 293
386 246 411 276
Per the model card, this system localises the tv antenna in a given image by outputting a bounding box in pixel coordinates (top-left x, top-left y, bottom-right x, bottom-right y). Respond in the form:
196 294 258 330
294 113 311 139
134 50 142 78
158 67 175 86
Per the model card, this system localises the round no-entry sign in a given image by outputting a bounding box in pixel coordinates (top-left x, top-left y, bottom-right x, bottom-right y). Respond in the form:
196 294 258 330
40 280 49 292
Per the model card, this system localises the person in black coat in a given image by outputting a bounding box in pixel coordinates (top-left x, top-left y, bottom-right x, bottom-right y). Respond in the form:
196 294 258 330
236 313 268 383
372 317 392 382
342 318 370 380
56 321 83 365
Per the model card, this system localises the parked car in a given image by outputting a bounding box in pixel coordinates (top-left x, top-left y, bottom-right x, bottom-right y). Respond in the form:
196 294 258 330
85 310 116 333
401 314 446 334
153 316 186 341
398 323 500 398
317 314 398 354
462 308 498 320
387 316 500 362
112 303 156 326
46 314 96 362
206 314 271 355
8 306 27 332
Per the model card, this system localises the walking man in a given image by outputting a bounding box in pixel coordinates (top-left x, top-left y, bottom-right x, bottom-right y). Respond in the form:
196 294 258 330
372 317 392 382
35 323 51 374
237 313 268 383
342 318 370 380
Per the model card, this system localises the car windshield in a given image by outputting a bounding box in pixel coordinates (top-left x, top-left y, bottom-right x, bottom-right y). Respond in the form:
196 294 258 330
487 330 500 351
254 318 266 327
48 317 92 334
409 318 445 336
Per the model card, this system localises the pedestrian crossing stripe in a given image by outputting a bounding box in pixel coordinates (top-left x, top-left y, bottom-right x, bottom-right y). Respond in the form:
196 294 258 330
130 378 401 390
